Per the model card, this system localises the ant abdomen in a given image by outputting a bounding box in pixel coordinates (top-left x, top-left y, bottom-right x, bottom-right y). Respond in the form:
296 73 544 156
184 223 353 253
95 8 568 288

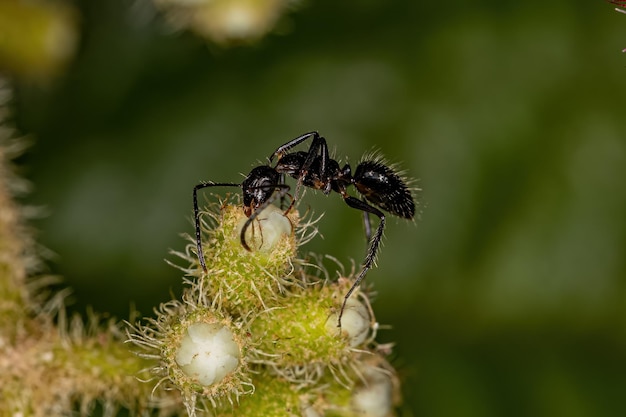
354 160 415 220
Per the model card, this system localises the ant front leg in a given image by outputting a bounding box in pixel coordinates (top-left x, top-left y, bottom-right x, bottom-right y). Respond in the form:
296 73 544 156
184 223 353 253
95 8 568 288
240 184 291 251
194 181 241 273
338 196 386 328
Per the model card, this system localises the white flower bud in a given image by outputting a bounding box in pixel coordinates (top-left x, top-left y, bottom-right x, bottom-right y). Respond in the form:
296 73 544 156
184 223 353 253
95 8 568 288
326 297 371 347
237 204 293 252
352 365 394 417
175 322 240 386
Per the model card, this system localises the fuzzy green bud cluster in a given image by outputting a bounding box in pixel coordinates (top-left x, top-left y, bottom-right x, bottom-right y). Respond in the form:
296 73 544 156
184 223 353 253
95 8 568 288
128 200 401 416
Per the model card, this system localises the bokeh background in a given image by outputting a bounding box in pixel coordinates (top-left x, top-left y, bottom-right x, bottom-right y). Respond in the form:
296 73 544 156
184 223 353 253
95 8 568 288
5 0 626 415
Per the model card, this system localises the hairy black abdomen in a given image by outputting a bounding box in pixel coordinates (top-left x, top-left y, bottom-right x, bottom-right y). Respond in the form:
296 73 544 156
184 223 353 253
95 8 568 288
354 161 415 219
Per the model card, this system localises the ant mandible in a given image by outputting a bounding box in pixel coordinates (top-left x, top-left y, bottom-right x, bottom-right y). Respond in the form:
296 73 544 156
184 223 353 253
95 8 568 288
193 132 415 327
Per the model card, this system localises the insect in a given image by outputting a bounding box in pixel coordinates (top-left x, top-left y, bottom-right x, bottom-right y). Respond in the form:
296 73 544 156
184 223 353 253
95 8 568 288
193 131 415 327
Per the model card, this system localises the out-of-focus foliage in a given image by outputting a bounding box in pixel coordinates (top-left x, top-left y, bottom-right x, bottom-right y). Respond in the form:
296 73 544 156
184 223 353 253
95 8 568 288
9 0 626 416
154 0 297 45
0 0 78 79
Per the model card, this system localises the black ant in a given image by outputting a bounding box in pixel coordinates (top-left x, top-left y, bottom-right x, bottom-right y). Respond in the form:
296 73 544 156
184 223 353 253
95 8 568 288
193 132 415 327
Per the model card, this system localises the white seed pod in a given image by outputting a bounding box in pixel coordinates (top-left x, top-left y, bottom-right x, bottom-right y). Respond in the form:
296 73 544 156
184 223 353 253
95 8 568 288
175 322 241 386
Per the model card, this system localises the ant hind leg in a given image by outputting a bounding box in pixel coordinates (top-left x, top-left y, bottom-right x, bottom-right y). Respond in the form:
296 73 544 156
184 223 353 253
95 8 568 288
362 199 373 242
338 196 386 328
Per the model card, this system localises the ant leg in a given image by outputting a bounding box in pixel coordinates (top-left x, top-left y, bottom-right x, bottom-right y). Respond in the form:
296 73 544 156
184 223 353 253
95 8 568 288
240 184 291 251
194 182 241 273
303 133 331 185
292 134 331 205
272 132 331 212
272 132 328 206
362 199 373 242
268 131 319 163
278 173 288 209
338 196 386 328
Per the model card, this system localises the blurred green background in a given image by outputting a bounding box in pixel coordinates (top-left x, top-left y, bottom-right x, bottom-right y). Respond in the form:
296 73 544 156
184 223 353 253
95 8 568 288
8 0 626 416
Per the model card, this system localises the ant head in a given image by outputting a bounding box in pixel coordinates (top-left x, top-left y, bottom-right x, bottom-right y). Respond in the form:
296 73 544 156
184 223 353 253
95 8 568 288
241 166 281 214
